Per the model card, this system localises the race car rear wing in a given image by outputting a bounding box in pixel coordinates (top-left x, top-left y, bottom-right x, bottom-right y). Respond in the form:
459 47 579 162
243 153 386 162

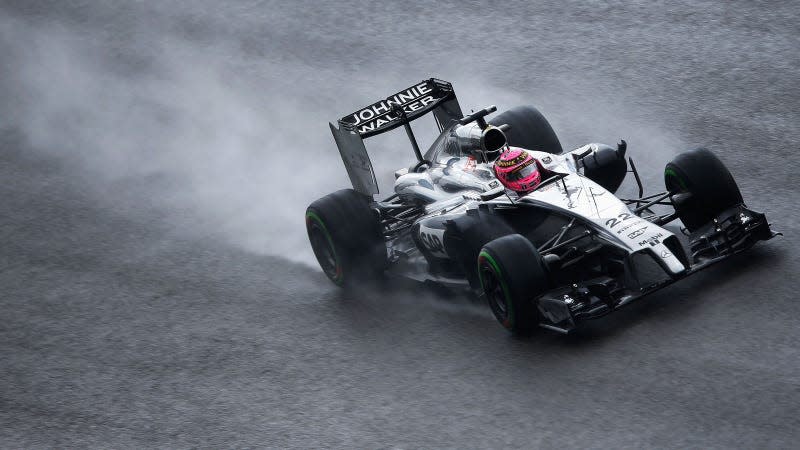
330 78 463 196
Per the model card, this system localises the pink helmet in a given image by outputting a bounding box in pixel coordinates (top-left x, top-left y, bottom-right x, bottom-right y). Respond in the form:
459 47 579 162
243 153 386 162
494 148 542 195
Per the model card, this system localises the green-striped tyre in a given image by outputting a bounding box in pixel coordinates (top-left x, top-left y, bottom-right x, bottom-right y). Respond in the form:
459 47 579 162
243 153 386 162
664 148 743 232
478 234 550 334
306 189 385 287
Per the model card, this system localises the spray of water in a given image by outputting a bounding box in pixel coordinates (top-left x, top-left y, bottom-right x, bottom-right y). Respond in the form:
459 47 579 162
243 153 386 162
1 13 356 265
0 5 687 268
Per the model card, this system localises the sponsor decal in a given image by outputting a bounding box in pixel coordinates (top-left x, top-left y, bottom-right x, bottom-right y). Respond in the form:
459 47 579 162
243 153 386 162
488 180 500 189
420 232 443 253
341 81 447 135
616 220 645 234
557 181 582 197
589 187 605 197
418 225 447 257
627 227 648 239
661 250 672 258
638 233 664 247
555 183 583 209
542 156 552 164
464 156 477 173
496 151 529 168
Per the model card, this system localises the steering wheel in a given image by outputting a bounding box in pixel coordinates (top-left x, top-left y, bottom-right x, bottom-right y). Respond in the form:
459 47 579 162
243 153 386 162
412 159 433 173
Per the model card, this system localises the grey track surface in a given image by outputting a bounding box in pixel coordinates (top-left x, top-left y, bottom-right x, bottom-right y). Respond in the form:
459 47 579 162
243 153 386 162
1 1 799 448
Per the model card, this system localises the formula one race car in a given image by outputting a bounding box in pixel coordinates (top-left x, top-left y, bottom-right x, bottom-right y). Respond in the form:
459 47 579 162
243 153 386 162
306 79 779 334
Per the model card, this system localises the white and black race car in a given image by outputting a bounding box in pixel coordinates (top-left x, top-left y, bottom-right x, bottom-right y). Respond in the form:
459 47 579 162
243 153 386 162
306 79 779 334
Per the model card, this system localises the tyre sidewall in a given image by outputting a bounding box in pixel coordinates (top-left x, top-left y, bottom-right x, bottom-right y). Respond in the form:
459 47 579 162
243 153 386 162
478 235 549 333
665 148 743 231
306 189 385 286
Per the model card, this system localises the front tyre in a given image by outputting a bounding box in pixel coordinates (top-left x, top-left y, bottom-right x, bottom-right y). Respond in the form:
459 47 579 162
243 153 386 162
478 234 549 333
306 189 385 286
664 148 743 232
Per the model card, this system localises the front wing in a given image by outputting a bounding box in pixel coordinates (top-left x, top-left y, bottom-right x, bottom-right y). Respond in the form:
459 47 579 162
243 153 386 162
536 204 780 333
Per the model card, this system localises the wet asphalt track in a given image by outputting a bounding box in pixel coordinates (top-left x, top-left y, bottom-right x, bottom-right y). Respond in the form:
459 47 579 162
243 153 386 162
1 1 800 447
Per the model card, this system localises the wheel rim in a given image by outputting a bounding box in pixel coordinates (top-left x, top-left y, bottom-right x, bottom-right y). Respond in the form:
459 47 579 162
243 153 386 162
481 265 508 317
306 212 343 285
478 252 512 328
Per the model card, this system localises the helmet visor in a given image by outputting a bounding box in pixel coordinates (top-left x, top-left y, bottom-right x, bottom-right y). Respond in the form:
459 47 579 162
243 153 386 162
506 162 539 181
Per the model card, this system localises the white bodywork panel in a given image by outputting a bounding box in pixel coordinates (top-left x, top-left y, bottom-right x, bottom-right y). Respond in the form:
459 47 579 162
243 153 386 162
391 144 686 277
521 148 686 275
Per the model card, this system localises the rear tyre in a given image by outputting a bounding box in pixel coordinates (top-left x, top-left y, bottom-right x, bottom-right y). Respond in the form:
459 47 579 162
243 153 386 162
489 105 563 154
478 234 549 334
664 148 743 232
305 189 385 286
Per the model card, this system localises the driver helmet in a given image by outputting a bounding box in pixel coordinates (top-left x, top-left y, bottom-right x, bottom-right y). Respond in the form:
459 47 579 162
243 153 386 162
494 148 542 194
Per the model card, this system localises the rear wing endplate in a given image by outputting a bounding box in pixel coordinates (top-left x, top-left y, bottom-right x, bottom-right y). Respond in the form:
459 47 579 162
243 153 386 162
330 78 463 196
329 122 379 195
